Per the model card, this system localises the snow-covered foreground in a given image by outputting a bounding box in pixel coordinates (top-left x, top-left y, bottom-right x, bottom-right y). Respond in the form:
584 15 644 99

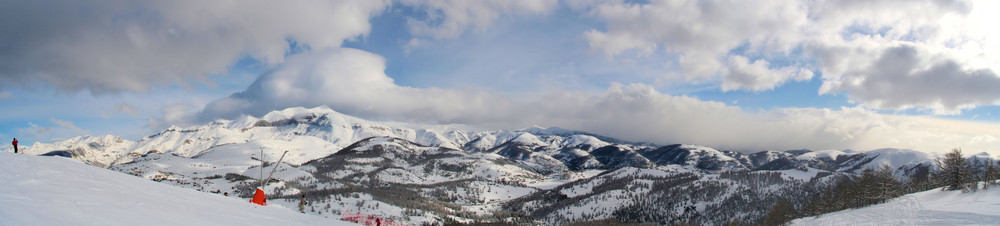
0 152 353 226
792 186 1000 225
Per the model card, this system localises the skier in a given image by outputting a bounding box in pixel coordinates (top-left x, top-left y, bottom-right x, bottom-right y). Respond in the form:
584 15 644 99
298 195 307 213
11 138 17 154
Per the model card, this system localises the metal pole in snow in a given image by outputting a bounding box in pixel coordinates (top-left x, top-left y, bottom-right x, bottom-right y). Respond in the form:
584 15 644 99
259 149 264 189
263 150 289 188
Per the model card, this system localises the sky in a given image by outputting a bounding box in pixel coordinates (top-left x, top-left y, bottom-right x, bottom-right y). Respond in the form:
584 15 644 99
1 0 999 155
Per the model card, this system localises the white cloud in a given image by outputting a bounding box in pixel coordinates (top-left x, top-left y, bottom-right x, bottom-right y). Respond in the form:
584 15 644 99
186 48 1000 154
190 48 516 125
50 119 89 135
6 1 997 154
971 135 997 144
0 92 11 100
766 107 1000 154
400 0 559 39
403 38 427 54
531 85 999 154
582 28 657 58
15 119 92 142
115 103 138 118
721 55 813 92
153 103 196 129
0 0 389 94
579 0 807 79
23 122 52 134
576 0 1000 114
818 44 1000 114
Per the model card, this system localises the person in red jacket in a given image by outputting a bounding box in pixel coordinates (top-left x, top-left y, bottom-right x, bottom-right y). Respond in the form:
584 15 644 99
12 138 17 154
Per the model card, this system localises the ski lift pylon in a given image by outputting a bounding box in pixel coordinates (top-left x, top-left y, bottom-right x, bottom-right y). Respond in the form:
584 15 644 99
250 150 289 206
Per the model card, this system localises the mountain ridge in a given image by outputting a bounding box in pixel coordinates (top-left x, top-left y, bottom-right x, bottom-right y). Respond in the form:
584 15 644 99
11 106 984 225
14 106 951 175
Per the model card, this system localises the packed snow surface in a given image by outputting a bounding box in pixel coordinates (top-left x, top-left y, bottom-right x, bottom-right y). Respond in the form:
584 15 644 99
0 152 353 226
791 187 1000 225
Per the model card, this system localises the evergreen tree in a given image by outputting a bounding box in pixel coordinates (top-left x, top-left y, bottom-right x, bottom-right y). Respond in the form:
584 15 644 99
903 165 935 193
969 157 984 192
872 164 902 202
936 148 975 191
800 190 833 217
762 198 797 226
983 157 1000 189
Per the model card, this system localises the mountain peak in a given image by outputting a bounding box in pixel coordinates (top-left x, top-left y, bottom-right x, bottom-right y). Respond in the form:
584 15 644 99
259 105 344 122
509 132 545 146
520 126 580 136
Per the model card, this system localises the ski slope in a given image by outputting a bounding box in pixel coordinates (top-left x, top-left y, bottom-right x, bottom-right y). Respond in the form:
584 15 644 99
791 186 1000 225
0 152 354 226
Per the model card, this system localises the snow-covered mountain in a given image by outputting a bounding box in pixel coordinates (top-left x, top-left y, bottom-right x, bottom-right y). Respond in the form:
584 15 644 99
11 106 985 225
14 106 945 177
18 135 133 167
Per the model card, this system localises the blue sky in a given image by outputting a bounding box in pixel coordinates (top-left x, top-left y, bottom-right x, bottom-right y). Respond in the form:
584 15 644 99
1 0 999 154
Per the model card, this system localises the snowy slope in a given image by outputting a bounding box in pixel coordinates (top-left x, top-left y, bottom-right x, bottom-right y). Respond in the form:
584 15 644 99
0 152 353 226
791 187 1000 225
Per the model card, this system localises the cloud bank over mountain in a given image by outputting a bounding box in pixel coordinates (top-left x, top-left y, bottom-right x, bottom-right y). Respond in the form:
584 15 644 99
2 0 999 154
185 47 1000 153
